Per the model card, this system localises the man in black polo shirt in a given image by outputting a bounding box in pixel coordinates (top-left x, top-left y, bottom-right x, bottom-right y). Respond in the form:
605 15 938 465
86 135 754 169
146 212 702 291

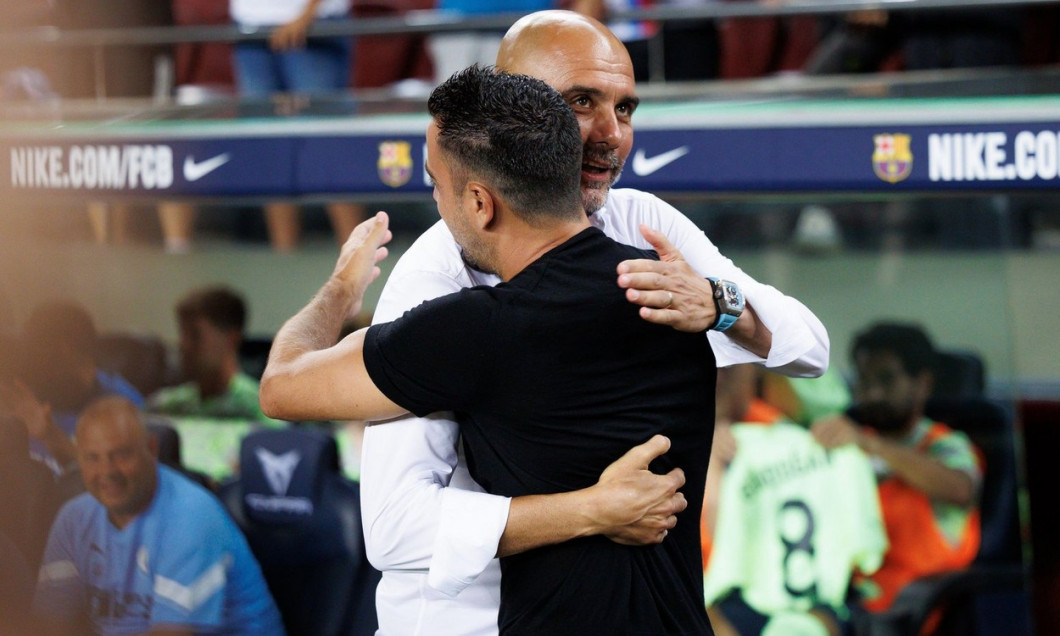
261 65 717 635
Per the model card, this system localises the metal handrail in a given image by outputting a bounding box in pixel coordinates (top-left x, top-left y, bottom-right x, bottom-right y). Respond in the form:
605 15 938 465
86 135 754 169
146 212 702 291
0 0 1055 48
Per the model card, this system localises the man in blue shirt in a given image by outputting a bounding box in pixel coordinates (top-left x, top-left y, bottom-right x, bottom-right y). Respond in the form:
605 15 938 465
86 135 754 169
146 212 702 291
34 396 285 636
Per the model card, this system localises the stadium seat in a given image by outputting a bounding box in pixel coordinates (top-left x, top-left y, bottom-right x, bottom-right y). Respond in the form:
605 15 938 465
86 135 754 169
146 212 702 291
1020 399 1060 636
238 336 273 381
219 427 380 636
145 417 217 492
931 350 986 400
863 397 1031 636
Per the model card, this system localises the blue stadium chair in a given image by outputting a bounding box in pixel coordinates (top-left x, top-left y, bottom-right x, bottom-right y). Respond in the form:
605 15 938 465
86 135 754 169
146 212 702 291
219 427 380 636
864 397 1031 636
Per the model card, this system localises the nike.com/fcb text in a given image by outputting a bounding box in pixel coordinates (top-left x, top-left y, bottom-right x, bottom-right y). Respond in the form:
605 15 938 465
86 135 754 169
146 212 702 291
928 131 1060 182
10 145 175 190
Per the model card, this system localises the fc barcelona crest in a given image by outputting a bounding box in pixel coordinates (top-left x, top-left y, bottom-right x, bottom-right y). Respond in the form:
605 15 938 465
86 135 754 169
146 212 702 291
872 133 913 184
377 141 413 188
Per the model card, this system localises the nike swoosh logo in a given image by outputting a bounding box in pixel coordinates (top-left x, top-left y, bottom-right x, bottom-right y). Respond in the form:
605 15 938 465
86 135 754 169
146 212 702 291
631 146 690 177
183 153 231 182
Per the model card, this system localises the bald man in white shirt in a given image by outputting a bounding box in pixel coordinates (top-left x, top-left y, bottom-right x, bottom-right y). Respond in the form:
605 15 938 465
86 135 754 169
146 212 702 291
359 11 830 635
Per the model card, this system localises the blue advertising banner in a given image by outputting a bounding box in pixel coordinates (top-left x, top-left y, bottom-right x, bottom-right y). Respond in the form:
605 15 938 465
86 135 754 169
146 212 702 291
3 97 1059 199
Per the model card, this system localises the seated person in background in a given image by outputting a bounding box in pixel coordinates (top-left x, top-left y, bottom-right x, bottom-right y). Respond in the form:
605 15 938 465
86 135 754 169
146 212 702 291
8 300 144 472
702 364 791 571
760 365 851 428
34 396 285 636
149 285 271 421
704 414 886 636
1 340 67 571
0 412 66 571
811 322 982 613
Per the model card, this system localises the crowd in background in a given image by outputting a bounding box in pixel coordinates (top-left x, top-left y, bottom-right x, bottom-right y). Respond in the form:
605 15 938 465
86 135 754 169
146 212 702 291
0 278 999 634
5 0 1060 253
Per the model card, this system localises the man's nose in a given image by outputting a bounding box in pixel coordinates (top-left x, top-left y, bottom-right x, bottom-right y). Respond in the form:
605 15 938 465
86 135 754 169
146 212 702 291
589 109 622 148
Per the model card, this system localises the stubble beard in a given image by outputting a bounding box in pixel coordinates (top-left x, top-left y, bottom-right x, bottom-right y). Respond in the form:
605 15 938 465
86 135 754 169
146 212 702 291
581 146 624 216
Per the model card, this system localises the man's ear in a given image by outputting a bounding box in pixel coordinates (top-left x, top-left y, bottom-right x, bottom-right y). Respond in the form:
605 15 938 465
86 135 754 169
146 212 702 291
464 181 496 229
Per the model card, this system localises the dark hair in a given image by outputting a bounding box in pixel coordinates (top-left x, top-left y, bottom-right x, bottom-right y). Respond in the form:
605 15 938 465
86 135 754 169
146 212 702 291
427 64 583 223
176 286 246 333
851 322 936 377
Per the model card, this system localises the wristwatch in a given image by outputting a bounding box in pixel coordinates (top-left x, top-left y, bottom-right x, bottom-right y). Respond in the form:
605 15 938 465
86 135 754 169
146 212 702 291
707 278 744 332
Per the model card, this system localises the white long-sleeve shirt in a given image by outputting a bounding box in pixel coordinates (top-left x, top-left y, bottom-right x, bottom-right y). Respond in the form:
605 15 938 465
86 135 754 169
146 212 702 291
361 188 830 635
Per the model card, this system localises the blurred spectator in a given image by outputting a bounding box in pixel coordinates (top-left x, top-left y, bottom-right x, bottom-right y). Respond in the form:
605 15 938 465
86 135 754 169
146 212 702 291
1022 4 1060 67
0 342 88 570
11 300 144 472
717 0 817 79
803 10 902 75
577 0 714 83
704 417 886 636
902 7 1023 71
171 0 236 98
811 322 982 613
0 410 65 570
427 0 555 86
84 0 234 255
149 285 272 421
229 0 366 252
702 364 788 571
701 362 881 636
805 6 1023 75
760 365 852 428
656 0 719 81
0 529 36 636
597 0 656 82
33 396 285 636
1 67 57 102
49 0 172 99
0 0 53 88
351 0 434 91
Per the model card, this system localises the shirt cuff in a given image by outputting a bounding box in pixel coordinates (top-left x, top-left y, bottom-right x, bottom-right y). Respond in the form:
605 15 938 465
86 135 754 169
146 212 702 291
711 284 829 378
427 487 511 597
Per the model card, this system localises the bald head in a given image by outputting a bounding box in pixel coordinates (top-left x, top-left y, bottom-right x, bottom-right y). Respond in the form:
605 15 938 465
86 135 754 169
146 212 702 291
497 10 632 79
76 396 148 443
496 10 638 215
76 396 158 528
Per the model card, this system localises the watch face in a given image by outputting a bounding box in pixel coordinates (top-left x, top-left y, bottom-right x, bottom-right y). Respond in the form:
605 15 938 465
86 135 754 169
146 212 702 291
721 282 744 313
